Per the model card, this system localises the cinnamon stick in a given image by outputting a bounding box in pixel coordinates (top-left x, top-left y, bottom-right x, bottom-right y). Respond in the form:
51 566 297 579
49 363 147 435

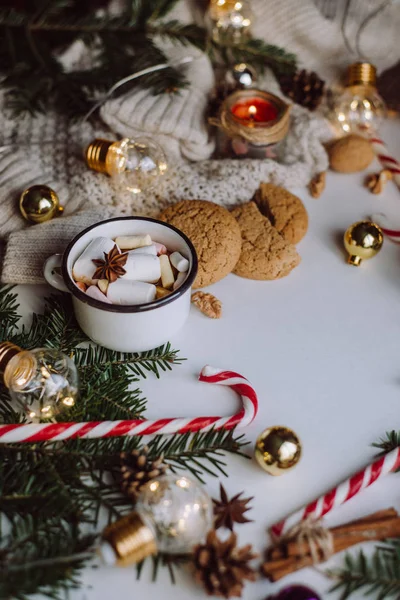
263 510 400 582
268 508 397 560
285 511 399 557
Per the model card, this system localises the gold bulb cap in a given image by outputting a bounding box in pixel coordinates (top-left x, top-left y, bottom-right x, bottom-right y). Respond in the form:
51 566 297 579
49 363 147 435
100 512 157 567
347 254 362 266
347 62 377 87
85 139 115 174
0 342 22 387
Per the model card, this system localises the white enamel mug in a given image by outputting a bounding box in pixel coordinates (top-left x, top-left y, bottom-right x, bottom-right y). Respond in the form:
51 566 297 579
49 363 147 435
43 217 198 352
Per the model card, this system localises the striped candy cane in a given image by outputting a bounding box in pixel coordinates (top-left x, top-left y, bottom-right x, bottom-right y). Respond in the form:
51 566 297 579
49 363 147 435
369 136 400 190
370 212 400 242
271 446 400 538
0 365 258 444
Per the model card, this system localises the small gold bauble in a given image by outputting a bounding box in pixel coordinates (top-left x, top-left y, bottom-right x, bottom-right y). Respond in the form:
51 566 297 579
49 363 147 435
343 220 383 266
254 426 302 476
19 185 63 224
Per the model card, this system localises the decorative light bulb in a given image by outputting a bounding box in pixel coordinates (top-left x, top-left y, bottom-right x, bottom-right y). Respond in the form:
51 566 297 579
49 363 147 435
100 474 213 566
332 62 386 134
85 137 167 195
0 342 79 422
209 0 252 45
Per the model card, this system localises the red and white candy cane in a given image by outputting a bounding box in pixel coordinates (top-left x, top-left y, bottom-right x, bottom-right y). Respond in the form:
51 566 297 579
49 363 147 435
271 446 400 539
0 365 258 444
370 212 400 242
369 136 400 190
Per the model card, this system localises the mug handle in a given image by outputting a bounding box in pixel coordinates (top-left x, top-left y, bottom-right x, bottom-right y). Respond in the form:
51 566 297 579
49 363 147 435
43 254 69 293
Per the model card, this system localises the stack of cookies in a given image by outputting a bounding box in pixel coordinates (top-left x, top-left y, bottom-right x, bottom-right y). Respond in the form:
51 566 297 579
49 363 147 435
158 184 307 287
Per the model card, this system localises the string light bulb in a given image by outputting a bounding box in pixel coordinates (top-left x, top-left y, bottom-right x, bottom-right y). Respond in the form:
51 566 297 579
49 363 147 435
332 62 386 134
85 137 168 195
99 474 213 566
0 342 79 422
209 0 252 44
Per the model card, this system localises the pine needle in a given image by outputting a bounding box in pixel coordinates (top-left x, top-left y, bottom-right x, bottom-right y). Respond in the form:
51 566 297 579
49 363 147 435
372 431 400 472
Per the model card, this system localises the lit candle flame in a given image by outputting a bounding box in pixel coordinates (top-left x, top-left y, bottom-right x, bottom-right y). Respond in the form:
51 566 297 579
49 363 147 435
248 105 257 119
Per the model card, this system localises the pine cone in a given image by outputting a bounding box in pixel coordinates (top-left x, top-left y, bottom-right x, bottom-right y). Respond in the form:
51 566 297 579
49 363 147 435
191 292 222 319
279 69 325 111
193 530 257 598
213 484 253 531
119 446 168 500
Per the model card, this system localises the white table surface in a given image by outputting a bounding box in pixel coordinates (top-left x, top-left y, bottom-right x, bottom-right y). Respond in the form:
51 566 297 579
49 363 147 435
15 118 400 600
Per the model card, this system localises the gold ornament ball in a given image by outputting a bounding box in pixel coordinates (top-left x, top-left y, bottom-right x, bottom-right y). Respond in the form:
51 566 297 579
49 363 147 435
254 426 302 476
19 185 63 224
344 220 383 266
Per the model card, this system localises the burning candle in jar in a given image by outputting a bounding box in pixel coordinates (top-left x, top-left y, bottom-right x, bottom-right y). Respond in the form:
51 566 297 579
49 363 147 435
216 89 291 159
231 97 279 125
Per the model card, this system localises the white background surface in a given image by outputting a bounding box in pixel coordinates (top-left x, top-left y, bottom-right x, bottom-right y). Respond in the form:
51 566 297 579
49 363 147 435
15 118 400 600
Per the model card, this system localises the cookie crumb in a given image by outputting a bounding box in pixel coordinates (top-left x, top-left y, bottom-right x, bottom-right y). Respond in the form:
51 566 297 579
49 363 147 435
309 171 326 198
365 169 393 194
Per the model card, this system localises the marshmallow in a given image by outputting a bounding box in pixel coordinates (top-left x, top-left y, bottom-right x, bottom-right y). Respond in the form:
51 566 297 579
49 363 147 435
159 255 175 289
154 242 167 255
108 280 156 305
129 244 157 256
173 271 187 290
98 279 109 294
72 237 115 284
86 285 112 304
124 253 161 282
115 235 152 250
170 251 189 273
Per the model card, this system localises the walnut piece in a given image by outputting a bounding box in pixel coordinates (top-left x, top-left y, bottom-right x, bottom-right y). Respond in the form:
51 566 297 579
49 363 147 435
309 171 326 198
191 292 222 319
365 169 393 194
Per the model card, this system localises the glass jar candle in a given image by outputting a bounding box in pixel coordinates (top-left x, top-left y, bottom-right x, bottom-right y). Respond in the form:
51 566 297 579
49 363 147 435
214 89 291 160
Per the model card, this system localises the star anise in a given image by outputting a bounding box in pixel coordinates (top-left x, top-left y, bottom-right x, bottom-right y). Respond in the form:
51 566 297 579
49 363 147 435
213 484 253 531
92 244 128 283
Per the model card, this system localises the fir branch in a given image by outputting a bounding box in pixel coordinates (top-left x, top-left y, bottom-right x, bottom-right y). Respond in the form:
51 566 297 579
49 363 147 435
73 342 183 380
373 430 400 455
327 540 400 600
0 517 96 600
149 552 190 584
211 37 297 77
148 428 251 483
149 20 206 50
0 1 203 116
372 430 400 473
13 294 87 352
0 285 20 340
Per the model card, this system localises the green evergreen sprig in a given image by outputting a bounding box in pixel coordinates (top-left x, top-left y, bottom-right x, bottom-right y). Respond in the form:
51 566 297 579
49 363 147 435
0 0 297 117
327 540 400 600
373 431 400 462
0 285 251 597
210 37 297 77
